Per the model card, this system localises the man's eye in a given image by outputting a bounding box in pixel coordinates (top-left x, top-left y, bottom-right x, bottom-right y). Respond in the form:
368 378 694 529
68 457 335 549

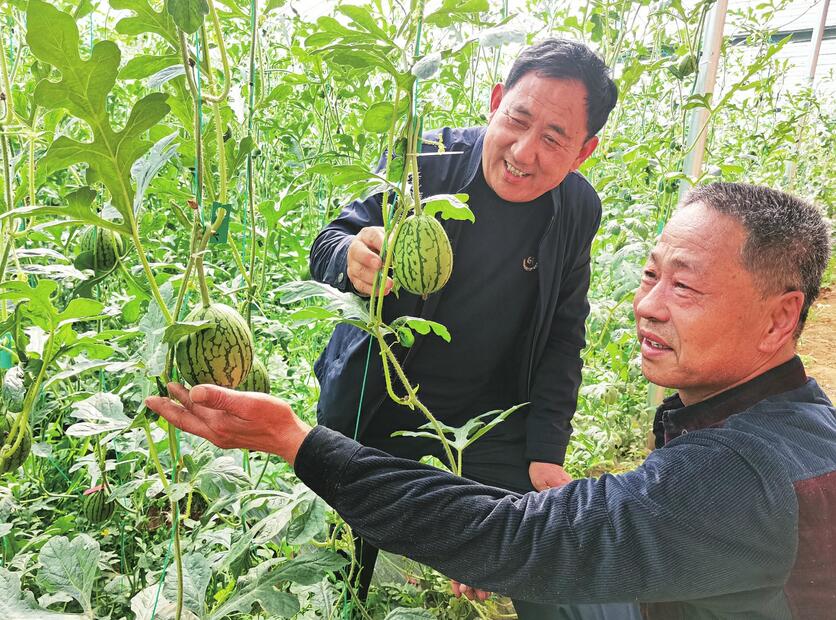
505 112 524 126
544 135 558 146
674 281 690 290
642 269 656 280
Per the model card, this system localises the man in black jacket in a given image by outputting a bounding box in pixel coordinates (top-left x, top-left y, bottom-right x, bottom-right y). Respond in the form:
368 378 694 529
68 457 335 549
308 39 617 616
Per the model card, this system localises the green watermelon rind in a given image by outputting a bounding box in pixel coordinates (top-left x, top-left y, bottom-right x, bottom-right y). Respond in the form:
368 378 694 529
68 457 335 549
238 357 271 394
83 490 116 523
80 226 125 274
175 303 255 389
392 215 453 298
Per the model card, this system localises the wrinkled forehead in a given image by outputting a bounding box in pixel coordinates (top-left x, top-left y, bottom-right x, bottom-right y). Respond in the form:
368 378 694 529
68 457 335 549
649 204 747 272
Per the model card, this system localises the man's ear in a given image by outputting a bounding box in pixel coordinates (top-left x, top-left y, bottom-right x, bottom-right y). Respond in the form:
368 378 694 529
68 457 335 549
571 135 599 171
760 290 805 352
488 83 504 119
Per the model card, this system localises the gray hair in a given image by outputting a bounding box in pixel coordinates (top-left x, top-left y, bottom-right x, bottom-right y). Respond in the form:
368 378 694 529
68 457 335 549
682 182 831 337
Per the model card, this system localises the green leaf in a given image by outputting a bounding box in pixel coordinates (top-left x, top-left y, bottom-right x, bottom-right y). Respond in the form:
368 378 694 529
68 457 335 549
2 367 25 413
139 282 175 376
0 568 84 619
27 0 170 222
57 298 105 323
279 281 370 324
133 132 180 216
384 609 437 620
162 320 212 346
286 493 327 546
113 0 179 47
0 280 59 332
425 0 489 27
337 5 392 42
43 360 138 389
363 101 395 133
193 456 250 497
120 54 182 80
163 553 211 617
66 393 131 437
209 551 346 620
36 535 101 614
166 0 209 34
421 193 474 222
391 317 451 342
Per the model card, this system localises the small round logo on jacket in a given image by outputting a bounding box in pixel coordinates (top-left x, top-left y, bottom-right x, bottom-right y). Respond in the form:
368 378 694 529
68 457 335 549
523 256 538 272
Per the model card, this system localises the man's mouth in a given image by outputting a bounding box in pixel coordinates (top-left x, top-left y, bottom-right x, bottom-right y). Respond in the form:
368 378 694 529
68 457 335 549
643 337 670 350
504 160 530 178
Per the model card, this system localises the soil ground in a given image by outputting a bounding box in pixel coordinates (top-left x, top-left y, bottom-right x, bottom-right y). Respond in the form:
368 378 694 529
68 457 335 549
798 286 836 397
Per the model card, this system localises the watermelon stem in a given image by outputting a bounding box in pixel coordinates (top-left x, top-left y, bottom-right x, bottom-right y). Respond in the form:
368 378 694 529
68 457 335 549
376 333 457 473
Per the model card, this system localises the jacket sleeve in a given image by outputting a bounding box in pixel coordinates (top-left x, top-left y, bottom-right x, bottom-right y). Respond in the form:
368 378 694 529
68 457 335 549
525 189 601 464
296 425 797 605
309 187 385 293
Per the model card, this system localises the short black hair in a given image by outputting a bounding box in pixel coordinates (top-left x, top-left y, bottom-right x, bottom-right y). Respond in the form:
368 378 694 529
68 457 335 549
682 182 832 337
505 38 618 138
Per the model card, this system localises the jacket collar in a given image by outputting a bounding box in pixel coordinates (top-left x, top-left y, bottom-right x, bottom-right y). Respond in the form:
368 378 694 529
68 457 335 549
653 356 808 448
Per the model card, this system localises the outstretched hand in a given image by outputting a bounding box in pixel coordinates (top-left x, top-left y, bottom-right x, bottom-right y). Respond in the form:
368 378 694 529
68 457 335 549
145 383 312 466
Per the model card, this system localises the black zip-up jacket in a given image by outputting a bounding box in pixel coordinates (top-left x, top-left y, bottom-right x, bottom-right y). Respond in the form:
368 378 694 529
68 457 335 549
310 126 602 463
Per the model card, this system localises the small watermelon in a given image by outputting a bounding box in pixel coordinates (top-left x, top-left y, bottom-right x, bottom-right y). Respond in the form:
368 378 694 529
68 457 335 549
83 486 116 523
237 358 271 394
0 413 32 474
79 226 125 274
392 214 453 299
175 303 254 388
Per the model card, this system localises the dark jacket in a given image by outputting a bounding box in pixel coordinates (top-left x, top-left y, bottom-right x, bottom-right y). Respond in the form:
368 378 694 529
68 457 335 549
297 357 836 618
309 126 602 463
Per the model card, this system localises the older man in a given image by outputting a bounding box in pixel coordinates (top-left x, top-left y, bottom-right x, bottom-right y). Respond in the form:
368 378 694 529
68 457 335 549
148 183 835 617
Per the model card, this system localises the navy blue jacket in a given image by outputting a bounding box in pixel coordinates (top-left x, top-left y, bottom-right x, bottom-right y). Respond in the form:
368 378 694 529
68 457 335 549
297 357 836 618
309 127 602 463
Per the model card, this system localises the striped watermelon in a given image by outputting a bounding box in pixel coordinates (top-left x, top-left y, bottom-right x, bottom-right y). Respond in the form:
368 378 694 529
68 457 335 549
392 214 453 299
237 357 270 394
175 303 254 389
80 226 124 274
83 487 115 523
0 413 32 474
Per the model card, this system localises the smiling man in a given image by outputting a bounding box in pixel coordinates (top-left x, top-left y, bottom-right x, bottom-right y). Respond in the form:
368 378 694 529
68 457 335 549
148 183 835 618
307 38 617 616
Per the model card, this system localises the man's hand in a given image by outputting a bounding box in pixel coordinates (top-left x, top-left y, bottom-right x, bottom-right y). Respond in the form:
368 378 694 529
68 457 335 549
528 461 572 491
347 226 394 296
145 383 311 466
450 579 491 602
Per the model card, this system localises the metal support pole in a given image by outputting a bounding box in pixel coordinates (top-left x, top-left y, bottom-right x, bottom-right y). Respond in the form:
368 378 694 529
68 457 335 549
786 0 830 186
677 0 729 202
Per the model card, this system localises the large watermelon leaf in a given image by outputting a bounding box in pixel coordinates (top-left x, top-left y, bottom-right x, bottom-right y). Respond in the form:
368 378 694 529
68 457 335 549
26 0 171 225
112 0 179 48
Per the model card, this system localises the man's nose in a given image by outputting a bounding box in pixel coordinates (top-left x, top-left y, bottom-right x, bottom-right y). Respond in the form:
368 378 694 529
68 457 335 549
634 283 669 323
511 131 537 165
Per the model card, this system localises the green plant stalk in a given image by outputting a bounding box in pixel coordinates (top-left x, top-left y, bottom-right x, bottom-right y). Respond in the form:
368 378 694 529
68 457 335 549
200 0 232 105
376 333 456 472
141 418 170 490
199 22 228 203
128 223 174 324
244 0 259 323
0 329 53 470
195 207 228 308
0 131 15 316
0 31 14 123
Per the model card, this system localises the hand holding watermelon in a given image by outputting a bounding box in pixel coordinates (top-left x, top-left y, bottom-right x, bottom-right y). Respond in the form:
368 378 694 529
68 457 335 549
145 383 311 466
346 226 394 296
